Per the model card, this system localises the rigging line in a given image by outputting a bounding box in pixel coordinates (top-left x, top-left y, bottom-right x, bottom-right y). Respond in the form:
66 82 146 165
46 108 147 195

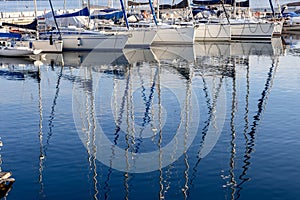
207 23 224 38
220 0 230 24
45 66 63 150
248 22 259 34
259 22 274 34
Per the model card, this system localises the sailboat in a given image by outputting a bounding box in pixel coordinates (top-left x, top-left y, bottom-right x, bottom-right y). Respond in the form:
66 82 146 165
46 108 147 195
6 0 64 52
149 0 196 45
0 44 41 57
192 0 276 40
97 0 195 46
38 1 128 51
92 0 157 48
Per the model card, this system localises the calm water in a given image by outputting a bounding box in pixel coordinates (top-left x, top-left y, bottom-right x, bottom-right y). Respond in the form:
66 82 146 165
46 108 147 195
1 36 300 200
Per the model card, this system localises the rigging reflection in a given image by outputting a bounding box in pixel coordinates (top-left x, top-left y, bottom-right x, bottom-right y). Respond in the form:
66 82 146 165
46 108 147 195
68 39 282 199
0 37 284 200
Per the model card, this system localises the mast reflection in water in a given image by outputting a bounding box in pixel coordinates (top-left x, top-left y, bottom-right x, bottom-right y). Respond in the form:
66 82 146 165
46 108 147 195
1 38 300 200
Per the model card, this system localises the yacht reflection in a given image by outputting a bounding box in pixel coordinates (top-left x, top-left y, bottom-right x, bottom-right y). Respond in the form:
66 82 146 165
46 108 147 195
37 66 45 199
0 64 39 81
235 55 279 200
72 43 229 199
70 40 282 199
151 45 196 64
221 50 280 200
195 38 283 59
36 38 285 71
0 57 34 66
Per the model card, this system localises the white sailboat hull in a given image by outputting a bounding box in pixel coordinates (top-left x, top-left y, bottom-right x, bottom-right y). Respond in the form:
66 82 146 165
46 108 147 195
62 34 128 51
125 29 157 48
16 40 63 53
195 23 231 42
152 26 195 45
230 22 275 40
283 17 300 32
151 45 195 63
0 46 41 57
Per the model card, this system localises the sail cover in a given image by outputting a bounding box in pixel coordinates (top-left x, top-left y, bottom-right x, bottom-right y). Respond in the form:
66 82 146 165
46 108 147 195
90 8 123 20
55 7 90 18
128 1 149 6
1 19 38 30
0 32 22 39
159 0 189 9
192 0 249 7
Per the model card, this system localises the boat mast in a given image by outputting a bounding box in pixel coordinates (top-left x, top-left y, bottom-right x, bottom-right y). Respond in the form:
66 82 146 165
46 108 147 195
34 0 38 19
156 0 160 20
233 0 236 18
149 0 158 25
87 0 91 10
120 0 129 29
268 0 275 17
33 0 39 39
48 0 62 39
64 0 66 11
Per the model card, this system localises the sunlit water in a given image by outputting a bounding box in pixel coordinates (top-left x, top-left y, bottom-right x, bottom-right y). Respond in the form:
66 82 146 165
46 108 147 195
0 37 300 200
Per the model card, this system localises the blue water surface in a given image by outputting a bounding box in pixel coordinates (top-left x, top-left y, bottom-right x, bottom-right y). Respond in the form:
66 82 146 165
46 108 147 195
0 38 300 200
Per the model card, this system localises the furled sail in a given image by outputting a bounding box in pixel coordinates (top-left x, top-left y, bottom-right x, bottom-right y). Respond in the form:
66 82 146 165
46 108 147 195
128 1 149 6
192 0 249 7
159 0 189 9
55 7 90 18
1 19 37 31
90 8 123 20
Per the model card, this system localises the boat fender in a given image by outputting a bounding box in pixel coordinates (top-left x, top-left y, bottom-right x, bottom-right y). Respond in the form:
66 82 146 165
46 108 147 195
49 34 53 45
29 41 33 49
77 38 81 46
254 11 260 18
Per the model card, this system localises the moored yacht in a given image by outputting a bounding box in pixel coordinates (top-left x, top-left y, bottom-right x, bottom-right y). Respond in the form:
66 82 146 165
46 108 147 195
39 26 128 51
